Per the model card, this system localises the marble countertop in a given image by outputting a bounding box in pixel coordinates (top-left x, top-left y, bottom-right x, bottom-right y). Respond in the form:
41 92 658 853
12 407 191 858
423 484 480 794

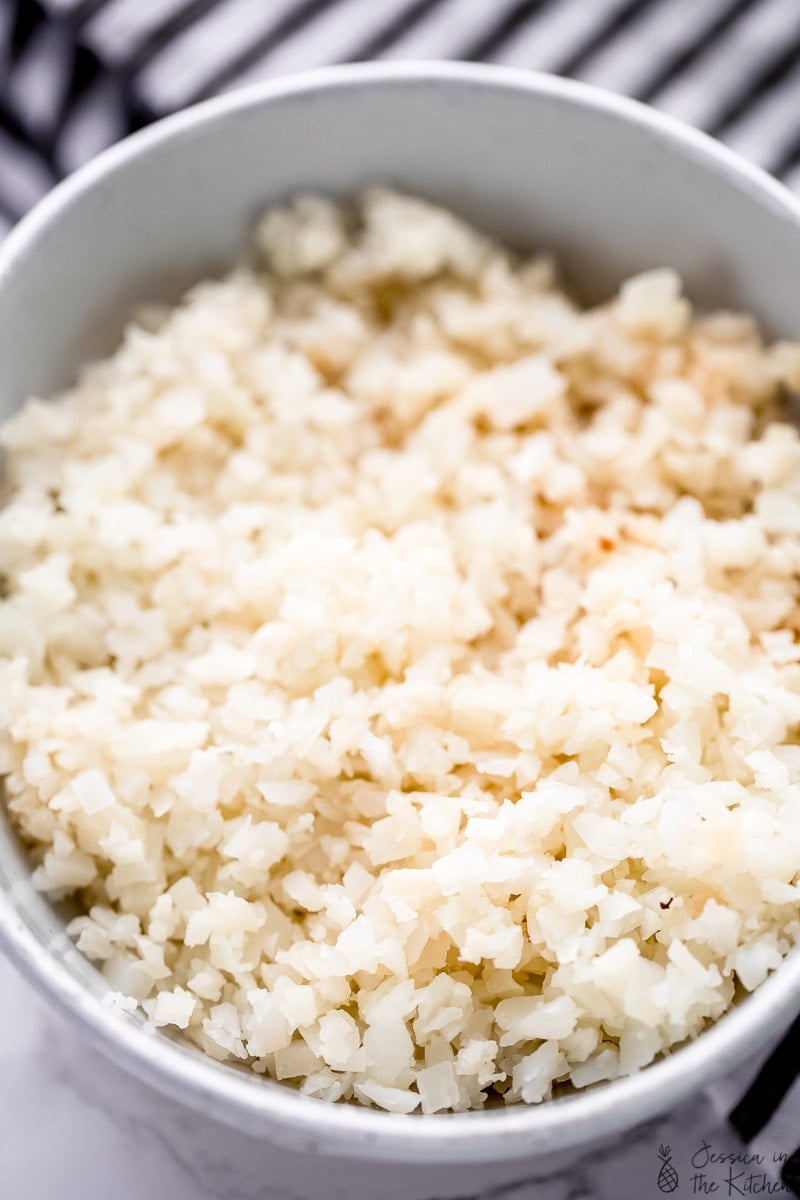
2 951 783 1200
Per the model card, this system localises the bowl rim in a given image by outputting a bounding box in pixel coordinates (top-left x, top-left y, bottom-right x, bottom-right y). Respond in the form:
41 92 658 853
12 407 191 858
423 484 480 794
1 58 800 1162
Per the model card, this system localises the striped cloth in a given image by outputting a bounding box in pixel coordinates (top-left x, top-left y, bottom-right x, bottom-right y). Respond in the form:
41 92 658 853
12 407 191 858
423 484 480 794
2 0 800 239
1 0 799 1191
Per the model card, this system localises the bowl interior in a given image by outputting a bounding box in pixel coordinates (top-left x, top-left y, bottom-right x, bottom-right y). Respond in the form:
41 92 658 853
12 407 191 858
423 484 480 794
1 63 800 1162
3 63 800 421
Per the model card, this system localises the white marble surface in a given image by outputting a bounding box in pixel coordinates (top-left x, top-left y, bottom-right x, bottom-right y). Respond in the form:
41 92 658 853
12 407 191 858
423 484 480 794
1 950 785 1200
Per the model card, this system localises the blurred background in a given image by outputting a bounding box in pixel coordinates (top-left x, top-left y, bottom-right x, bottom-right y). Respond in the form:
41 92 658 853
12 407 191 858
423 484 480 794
1 0 800 239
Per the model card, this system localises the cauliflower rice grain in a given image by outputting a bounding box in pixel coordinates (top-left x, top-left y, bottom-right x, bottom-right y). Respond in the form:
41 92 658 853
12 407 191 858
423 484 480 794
2 190 800 1112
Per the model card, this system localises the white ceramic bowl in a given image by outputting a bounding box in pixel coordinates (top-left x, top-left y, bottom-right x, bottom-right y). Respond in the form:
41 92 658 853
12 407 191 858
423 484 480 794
1 61 799 1166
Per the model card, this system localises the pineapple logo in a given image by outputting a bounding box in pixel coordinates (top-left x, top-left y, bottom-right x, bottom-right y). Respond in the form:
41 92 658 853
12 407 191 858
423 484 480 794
657 1144 679 1193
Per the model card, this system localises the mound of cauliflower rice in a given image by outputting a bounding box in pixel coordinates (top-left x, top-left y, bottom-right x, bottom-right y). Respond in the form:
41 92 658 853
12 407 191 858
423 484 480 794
2 190 800 1114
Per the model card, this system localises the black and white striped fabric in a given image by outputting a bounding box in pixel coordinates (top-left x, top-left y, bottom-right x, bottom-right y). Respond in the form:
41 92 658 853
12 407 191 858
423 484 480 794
728 1017 800 1194
1 0 799 1189
2 0 800 240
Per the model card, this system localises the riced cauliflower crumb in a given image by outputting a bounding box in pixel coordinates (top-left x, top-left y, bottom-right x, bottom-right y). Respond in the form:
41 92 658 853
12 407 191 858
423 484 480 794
2 189 800 1113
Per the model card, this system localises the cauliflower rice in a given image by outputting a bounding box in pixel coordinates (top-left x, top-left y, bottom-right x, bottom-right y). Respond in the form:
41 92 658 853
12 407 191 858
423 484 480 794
2 190 800 1114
